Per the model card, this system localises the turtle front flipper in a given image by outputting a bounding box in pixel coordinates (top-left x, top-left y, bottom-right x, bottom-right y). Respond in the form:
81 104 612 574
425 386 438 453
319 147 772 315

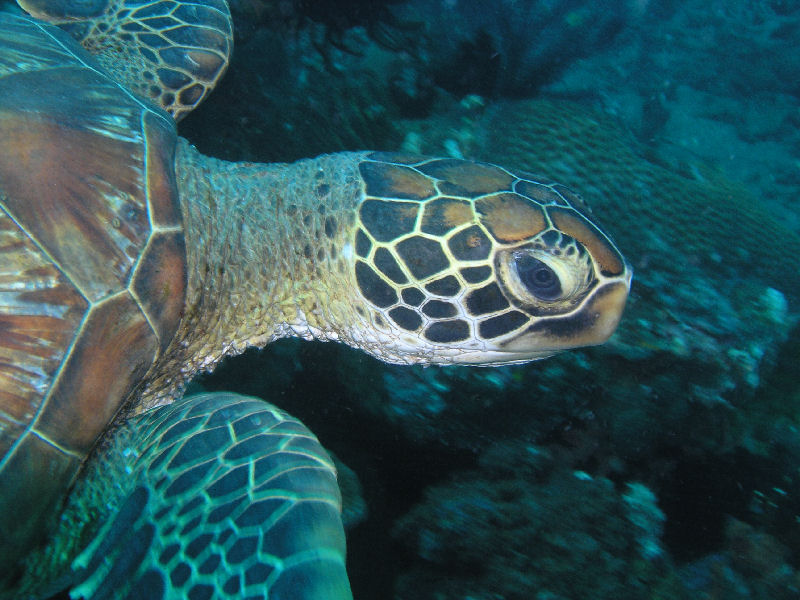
16 0 233 120
67 392 352 600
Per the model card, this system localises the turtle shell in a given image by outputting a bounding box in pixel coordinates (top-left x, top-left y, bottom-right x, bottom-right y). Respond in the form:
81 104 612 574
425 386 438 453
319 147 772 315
0 15 186 566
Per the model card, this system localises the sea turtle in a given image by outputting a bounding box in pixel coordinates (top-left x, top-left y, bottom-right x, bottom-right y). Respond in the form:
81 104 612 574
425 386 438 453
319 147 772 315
0 1 632 598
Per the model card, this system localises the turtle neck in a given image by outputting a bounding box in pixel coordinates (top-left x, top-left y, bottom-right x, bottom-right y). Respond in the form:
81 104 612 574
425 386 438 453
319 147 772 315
138 139 368 408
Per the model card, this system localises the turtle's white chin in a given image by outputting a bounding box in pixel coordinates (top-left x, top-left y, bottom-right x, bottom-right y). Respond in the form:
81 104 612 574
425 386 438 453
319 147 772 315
348 334 558 367
430 348 560 367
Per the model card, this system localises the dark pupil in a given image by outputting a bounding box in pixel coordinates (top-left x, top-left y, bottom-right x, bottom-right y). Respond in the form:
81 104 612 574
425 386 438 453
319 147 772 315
516 255 562 300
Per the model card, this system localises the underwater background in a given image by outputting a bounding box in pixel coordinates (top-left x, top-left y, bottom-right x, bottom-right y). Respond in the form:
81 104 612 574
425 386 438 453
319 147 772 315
32 0 796 598
180 1 800 598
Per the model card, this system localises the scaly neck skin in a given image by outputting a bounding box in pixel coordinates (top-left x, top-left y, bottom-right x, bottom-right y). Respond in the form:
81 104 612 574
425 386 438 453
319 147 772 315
142 139 367 406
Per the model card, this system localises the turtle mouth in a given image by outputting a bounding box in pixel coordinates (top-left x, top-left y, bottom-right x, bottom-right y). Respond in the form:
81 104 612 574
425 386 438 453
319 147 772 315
497 277 631 357
431 273 631 366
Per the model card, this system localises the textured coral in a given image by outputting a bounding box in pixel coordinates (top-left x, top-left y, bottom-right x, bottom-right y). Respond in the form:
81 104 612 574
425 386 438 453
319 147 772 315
678 519 800 600
392 440 674 600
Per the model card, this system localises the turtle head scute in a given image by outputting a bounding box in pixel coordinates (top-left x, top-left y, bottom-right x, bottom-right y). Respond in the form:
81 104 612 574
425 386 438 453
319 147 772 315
346 154 632 366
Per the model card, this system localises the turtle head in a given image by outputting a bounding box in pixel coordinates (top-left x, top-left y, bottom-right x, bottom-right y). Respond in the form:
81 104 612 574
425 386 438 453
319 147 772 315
344 154 632 366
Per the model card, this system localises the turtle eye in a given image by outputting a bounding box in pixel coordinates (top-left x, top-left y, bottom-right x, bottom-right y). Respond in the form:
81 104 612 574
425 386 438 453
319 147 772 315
514 254 562 300
497 244 590 310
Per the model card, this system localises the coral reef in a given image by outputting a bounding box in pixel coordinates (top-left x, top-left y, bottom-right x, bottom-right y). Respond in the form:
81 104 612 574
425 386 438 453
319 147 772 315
392 440 673 600
405 0 628 98
175 2 800 598
399 98 798 448
543 0 800 226
677 518 800 600
192 85 800 593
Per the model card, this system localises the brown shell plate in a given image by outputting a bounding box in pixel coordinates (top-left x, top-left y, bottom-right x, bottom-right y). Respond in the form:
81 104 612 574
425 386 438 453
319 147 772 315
0 15 186 565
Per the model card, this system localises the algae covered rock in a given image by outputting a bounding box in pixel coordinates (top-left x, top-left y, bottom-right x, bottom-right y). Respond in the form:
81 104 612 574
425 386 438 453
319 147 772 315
393 440 673 600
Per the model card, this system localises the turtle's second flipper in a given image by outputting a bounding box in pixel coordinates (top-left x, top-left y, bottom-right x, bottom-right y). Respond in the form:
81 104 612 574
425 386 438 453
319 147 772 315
70 392 352 599
16 0 232 120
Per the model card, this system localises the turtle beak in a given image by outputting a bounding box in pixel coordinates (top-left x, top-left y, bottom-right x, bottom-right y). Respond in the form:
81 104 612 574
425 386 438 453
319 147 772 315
574 268 632 346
